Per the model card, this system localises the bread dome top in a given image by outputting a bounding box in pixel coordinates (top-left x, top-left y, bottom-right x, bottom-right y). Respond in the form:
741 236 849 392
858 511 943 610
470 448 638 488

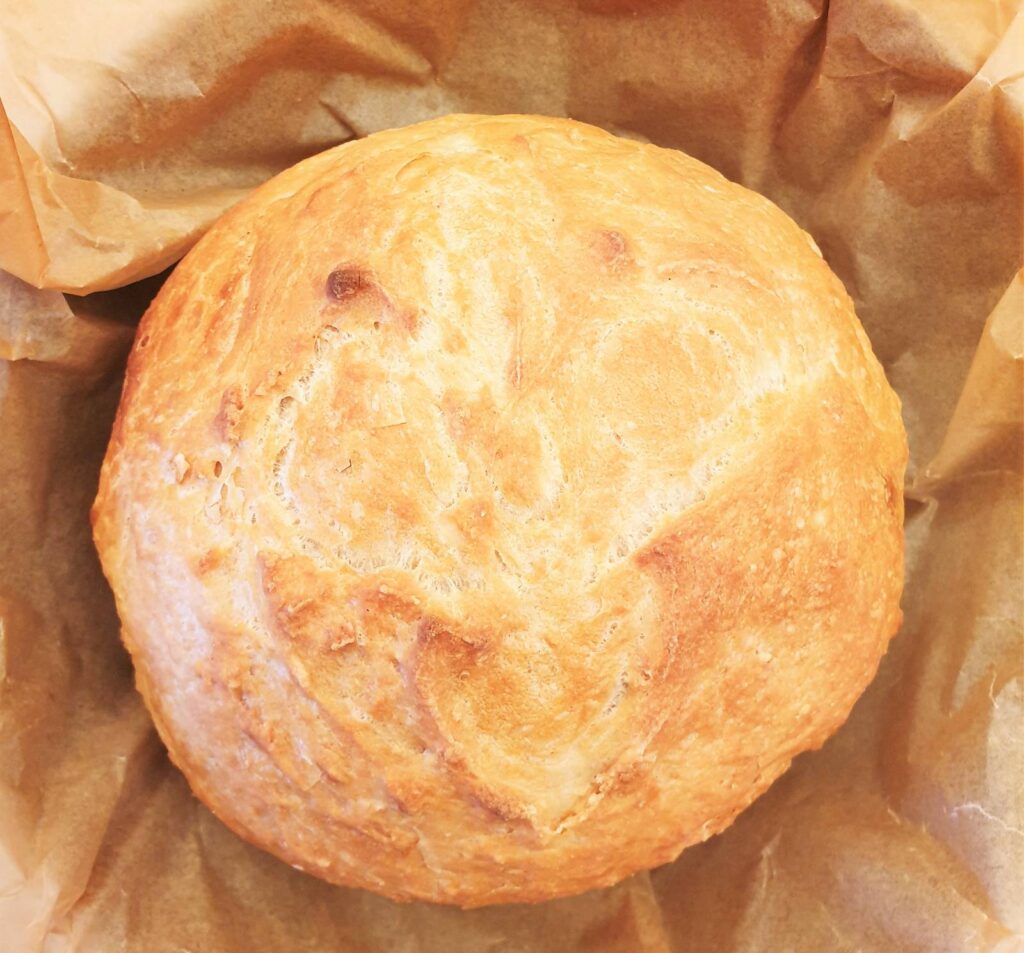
93 114 906 906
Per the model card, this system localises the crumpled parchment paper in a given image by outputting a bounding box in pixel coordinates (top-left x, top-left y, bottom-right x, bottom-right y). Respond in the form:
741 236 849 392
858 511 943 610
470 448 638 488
0 2 1021 950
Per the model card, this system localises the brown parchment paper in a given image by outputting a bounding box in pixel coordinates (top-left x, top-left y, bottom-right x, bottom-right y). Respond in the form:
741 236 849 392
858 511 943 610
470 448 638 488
1 2 1021 950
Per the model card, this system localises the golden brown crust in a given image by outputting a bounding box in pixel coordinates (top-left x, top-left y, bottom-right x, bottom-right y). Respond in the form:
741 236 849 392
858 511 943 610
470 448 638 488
92 114 907 906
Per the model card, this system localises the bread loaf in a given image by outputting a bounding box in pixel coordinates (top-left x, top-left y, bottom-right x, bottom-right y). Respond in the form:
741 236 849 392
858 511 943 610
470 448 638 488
92 114 907 906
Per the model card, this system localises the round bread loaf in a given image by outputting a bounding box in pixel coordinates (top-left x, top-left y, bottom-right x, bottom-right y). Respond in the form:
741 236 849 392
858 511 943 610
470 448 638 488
93 114 906 906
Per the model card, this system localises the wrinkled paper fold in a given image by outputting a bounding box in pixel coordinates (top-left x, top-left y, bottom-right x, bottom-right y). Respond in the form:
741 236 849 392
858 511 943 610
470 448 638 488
0 1 1021 950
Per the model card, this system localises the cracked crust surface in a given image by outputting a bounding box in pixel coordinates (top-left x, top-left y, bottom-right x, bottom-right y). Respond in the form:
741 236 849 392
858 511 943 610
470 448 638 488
92 114 907 906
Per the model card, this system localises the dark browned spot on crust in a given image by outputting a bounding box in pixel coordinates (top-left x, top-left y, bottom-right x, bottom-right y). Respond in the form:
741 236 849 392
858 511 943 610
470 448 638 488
352 586 421 624
218 273 242 305
417 617 452 643
593 229 632 270
884 473 900 513
324 267 421 338
511 133 534 155
216 386 247 444
260 553 357 651
198 548 226 574
326 267 373 301
417 616 490 649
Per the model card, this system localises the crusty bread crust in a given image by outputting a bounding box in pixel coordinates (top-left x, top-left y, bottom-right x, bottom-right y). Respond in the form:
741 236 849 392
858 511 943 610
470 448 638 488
92 114 907 906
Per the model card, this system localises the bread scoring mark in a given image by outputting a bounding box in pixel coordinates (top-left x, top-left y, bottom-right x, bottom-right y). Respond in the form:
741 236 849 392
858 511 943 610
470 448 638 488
300 170 358 215
394 152 434 185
